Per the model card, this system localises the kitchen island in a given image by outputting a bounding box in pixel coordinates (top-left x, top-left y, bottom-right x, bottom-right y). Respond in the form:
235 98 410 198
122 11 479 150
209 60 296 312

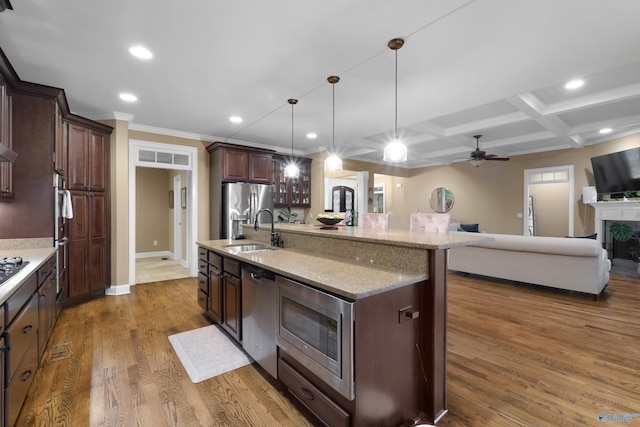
198 224 491 426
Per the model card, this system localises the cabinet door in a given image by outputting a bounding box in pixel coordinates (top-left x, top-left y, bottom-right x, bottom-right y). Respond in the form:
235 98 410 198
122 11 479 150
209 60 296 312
54 105 66 176
299 160 311 206
89 192 108 292
221 149 248 181
68 124 89 190
222 273 241 341
274 159 289 207
248 153 272 183
89 130 107 191
68 192 89 298
208 266 223 324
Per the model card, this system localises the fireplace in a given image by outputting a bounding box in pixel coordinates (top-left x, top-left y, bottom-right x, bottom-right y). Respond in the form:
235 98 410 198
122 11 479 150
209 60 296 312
591 201 640 276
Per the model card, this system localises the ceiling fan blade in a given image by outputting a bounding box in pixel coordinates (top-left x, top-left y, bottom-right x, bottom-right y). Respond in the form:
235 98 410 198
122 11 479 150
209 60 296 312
486 155 510 161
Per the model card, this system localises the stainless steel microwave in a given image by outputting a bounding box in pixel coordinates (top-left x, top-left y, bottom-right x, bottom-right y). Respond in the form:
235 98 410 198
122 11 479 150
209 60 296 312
276 275 355 400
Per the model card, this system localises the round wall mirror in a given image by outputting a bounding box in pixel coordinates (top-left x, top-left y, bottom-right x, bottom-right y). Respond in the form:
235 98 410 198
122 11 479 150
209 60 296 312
430 187 454 213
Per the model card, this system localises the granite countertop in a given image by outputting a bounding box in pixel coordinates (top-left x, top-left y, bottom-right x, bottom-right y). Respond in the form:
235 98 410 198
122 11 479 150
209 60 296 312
200 226 492 300
198 239 427 300
253 223 492 250
0 247 57 305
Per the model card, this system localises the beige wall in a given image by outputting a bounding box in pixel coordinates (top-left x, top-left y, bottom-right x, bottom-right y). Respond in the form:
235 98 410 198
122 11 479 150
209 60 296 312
309 132 640 234
136 167 171 253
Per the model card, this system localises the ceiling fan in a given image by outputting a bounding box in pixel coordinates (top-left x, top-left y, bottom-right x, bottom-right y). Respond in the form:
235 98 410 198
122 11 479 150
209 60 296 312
469 135 510 165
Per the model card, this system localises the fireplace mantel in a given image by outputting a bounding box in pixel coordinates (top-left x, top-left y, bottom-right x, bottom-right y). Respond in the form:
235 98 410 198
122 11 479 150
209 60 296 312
589 200 640 244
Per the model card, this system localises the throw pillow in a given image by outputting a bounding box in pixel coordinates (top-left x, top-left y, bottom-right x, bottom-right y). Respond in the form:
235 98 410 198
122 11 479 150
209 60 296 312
460 223 479 232
565 233 597 239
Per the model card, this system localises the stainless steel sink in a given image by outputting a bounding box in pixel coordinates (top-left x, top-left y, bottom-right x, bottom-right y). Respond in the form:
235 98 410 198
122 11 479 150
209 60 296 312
224 243 274 254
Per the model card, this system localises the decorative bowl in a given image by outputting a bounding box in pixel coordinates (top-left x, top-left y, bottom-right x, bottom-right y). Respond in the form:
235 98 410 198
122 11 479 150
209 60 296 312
317 217 343 226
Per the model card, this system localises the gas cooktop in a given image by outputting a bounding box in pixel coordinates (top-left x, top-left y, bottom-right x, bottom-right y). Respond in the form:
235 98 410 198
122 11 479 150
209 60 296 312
0 257 30 286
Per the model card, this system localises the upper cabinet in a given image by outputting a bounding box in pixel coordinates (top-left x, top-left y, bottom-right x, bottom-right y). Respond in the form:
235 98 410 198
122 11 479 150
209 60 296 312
273 155 312 208
67 123 108 191
208 142 274 184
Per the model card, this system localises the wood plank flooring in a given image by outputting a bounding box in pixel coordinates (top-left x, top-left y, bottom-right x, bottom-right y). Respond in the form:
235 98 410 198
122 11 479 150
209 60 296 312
16 272 640 426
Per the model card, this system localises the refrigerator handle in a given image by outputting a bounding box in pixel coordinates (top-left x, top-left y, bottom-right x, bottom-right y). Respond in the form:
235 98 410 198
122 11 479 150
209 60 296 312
249 192 254 224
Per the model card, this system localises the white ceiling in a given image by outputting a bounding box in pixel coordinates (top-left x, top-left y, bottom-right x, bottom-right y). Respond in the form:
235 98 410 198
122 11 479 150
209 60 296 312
1 0 640 168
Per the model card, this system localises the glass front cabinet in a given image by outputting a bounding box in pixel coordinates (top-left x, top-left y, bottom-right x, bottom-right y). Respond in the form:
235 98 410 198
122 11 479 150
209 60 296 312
273 155 311 208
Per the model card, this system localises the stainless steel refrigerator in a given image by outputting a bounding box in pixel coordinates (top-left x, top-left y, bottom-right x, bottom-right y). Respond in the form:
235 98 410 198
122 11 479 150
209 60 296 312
221 182 275 239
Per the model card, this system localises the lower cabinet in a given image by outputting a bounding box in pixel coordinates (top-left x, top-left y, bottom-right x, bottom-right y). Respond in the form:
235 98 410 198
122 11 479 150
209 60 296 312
278 358 350 427
68 191 109 299
221 257 242 341
197 246 241 341
3 253 60 427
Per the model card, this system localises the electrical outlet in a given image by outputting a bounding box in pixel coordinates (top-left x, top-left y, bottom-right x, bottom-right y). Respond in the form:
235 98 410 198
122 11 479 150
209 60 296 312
153 240 158 246
399 306 419 323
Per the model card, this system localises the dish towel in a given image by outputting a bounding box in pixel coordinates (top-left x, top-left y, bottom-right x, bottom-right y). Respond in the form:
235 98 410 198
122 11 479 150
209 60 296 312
61 190 73 219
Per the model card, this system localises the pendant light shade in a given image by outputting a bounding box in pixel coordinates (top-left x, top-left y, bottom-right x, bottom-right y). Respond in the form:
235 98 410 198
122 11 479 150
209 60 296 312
383 38 407 163
324 75 343 172
284 98 300 179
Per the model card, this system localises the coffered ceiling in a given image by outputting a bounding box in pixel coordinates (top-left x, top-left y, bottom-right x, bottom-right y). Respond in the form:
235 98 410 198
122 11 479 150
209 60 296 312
1 0 639 168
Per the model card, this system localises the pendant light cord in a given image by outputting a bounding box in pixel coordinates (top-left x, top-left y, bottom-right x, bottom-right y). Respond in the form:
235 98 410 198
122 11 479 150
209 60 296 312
332 83 336 150
394 48 398 140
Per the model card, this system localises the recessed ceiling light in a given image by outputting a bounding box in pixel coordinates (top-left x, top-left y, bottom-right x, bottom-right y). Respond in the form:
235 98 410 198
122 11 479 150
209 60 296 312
229 116 242 123
129 45 153 59
565 79 584 90
306 133 317 139
119 93 138 102
599 128 612 134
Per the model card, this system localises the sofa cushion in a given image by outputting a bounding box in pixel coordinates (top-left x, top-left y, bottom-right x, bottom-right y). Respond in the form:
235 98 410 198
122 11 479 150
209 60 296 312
460 223 479 232
461 232 603 257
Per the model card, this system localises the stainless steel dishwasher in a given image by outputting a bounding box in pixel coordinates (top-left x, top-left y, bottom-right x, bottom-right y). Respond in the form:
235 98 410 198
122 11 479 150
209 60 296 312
241 264 277 378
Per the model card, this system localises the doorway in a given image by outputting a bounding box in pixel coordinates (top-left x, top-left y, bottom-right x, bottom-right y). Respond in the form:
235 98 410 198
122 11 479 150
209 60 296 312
128 139 198 289
523 165 574 237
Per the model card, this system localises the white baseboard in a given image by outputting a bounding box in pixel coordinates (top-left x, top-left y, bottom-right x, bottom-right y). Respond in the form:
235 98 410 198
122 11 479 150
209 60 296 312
136 250 173 259
105 284 131 296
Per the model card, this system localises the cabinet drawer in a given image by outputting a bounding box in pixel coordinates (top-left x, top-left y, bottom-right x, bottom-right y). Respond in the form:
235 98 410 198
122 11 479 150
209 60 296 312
197 289 208 311
278 358 350 427
198 273 209 293
198 259 209 275
198 246 208 262
209 252 222 270
6 336 38 427
6 273 37 324
223 257 241 278
7 295 39 382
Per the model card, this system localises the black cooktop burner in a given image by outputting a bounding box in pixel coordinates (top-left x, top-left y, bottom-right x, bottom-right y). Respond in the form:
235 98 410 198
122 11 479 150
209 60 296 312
0 257 29 285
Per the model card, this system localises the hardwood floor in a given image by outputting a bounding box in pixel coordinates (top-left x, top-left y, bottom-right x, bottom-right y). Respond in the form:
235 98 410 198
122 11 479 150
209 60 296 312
16 272 640 426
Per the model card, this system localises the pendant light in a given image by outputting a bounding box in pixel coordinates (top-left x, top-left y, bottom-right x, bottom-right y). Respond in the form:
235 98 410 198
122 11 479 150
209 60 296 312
284 98 300 179
383 38 408 163
324 75 343 171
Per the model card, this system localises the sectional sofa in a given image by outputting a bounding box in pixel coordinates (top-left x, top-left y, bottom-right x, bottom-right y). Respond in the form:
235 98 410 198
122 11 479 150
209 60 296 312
448 232 611 299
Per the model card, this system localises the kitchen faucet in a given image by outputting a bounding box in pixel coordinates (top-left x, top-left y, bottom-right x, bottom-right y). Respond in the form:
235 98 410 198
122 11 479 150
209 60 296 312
254 208 283 247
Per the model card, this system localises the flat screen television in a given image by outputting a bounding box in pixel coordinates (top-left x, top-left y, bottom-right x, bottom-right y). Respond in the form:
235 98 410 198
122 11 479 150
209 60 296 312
590 147 640 197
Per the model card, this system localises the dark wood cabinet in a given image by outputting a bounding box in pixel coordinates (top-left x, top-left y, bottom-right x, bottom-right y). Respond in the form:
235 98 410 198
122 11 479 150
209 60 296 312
67 123 107 191
273 155 312 208
197 245 242 342
208 264 223 323
222 271 241 341
220 147 272 184
53 104 66 175
37 256 57 360
65 117 111 302
5 275 39 427
68 190 109 298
